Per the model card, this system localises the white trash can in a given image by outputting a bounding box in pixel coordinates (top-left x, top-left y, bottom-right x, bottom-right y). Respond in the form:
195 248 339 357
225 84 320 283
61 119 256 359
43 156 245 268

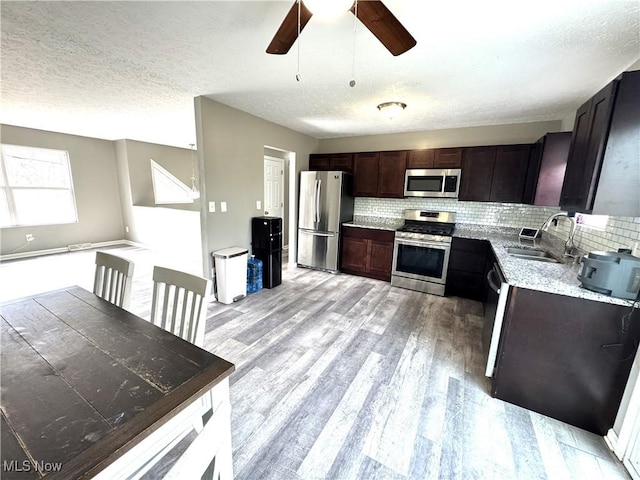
213 247 248 304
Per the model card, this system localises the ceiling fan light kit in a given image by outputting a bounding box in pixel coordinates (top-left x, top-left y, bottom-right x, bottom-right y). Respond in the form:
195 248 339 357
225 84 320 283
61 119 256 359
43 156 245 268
303 0 354 18
377 101 407 120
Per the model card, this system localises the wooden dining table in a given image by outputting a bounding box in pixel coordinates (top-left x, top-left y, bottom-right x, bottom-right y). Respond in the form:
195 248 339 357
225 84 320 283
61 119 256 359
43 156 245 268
0 286 235 479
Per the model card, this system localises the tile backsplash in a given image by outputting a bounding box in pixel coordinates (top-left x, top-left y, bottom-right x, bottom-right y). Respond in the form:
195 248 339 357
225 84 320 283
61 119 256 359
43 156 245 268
354 197 640 255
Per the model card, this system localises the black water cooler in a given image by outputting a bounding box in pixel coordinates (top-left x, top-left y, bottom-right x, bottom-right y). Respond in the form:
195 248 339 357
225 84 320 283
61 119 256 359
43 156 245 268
251 216 282 288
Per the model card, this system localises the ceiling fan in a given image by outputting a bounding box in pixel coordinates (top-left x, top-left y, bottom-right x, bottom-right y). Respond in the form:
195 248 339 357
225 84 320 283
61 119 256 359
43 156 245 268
266 0 417 56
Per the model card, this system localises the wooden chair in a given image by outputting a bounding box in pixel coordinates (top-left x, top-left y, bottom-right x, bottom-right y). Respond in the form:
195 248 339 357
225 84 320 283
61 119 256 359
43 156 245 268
93 251 135 309
130 266 213 479
150 266 210 347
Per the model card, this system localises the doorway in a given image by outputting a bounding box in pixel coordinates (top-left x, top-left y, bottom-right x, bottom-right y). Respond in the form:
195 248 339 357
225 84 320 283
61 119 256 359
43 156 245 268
263 147 297 267
263 156 284 219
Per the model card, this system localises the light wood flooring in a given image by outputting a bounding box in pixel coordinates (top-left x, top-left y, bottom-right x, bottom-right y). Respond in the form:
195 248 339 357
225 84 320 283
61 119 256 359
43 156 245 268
0 245 631 479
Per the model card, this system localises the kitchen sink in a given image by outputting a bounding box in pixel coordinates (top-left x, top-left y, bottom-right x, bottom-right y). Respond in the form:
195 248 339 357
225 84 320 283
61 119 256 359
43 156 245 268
506 247 560 263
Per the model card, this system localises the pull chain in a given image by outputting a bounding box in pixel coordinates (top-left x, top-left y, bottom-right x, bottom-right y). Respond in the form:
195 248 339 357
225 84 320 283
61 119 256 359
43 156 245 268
296 0 301 82
349 0 357 87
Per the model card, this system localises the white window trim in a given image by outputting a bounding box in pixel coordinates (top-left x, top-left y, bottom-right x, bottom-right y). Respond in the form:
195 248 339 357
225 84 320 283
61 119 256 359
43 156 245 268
150 159 195 205
0 144 79 228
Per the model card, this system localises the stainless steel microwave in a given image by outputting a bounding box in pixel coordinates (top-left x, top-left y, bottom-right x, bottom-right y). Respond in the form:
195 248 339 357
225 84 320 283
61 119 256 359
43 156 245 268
404 168 462 198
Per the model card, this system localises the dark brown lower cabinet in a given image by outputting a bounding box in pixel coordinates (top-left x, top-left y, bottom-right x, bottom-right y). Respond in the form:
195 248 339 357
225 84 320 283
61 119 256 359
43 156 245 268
341 227 394 281
445 237 489 301
492 287 640 435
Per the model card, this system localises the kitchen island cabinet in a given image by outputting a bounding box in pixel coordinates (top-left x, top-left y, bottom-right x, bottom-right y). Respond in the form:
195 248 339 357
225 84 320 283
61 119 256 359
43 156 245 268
492 286 640 435
341 226 394 281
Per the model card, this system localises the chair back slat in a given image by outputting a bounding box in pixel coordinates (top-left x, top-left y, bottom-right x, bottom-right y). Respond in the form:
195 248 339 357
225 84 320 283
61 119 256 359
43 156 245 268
150 266 210 347
93 252 135 309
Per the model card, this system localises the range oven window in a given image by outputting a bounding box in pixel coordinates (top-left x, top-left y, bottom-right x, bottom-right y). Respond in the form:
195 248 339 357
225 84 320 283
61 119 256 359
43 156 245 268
396 243 446 279
406 175 443 193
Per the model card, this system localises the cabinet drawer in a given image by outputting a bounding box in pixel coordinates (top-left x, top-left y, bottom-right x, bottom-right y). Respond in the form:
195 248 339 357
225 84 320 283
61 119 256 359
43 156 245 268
342 226 394 242
451 237 489 254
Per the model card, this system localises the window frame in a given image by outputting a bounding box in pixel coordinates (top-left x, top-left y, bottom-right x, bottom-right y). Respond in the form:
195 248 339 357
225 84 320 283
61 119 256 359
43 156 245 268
0 144 79 228
150 159 195 205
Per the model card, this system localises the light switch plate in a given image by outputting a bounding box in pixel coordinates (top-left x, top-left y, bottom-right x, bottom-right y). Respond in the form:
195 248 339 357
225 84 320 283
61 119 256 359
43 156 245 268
208 201 216 213
256 200 261 210
220 201 227 213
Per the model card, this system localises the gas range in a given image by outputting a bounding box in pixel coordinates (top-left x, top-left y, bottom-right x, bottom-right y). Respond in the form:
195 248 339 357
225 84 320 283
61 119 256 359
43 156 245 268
395 210 456 243
391 210 456 296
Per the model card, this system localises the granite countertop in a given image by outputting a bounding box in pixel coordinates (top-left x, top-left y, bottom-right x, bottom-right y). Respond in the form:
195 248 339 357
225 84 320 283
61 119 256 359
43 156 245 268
344 218 634 307
455 224 633 306
343 216 403 231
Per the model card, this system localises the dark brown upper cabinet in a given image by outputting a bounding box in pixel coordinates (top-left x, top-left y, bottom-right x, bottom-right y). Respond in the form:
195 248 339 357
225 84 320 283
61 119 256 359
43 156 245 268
523 132 572 206
407 149 435 169
434 148 463 168
459 146 497 201
560 70 639 216
490 145 532 203
460 145 532 203
353 152 380 197
377 150 407 198
309 153 354 173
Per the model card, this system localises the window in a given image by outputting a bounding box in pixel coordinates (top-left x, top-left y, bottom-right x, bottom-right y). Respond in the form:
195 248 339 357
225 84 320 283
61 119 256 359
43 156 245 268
150 159 195 204
0 144 78 227
575 213 608 231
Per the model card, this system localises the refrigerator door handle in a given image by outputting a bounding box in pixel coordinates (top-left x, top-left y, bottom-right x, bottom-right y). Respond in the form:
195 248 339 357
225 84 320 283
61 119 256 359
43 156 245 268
315 179 322 223
300 231 334 237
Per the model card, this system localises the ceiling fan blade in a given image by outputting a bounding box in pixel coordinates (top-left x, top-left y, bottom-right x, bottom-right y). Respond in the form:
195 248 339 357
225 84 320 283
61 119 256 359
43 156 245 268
266 1 313 55
352 1 416 56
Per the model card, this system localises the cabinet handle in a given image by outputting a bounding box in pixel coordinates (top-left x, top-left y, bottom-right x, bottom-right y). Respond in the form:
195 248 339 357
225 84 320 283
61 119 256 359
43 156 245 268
486 268 501 294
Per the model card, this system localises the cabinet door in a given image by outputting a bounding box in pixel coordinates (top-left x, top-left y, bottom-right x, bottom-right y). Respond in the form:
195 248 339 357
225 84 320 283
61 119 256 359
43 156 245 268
434 148 463 168
341 236 368 274
309 154 330 170
459 147 496 201
330 153 354 173
407 149 434 169
533 132 571 206
492 287 640 435
490 145 532 203
561 81 618 212
377 151 407 198
367 239 394 281
354 152 380 197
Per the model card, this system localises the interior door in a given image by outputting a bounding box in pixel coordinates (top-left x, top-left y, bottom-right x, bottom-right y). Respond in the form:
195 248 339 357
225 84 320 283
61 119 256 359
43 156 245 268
264 156 284 217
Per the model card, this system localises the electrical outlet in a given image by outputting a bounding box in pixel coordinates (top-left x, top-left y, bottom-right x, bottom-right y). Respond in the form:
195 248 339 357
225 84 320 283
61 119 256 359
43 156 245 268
208 201 216 213
256 200 261 210
25 234 34 242
220 201 227 213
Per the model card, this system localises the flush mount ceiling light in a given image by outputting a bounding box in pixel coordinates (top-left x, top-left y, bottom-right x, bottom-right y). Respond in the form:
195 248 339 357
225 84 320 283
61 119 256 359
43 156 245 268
303 0 355 19
377 101 407 120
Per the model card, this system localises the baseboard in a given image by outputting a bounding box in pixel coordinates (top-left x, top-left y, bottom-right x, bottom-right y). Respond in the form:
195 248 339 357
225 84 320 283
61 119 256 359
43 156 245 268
605 428 623 460
1 240 129 262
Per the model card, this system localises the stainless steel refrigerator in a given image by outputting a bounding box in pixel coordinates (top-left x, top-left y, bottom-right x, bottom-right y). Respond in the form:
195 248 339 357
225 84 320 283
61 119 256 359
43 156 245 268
297 171 354 272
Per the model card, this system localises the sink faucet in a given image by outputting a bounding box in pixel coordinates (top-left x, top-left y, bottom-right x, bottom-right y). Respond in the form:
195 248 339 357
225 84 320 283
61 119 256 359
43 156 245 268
540 212 579 258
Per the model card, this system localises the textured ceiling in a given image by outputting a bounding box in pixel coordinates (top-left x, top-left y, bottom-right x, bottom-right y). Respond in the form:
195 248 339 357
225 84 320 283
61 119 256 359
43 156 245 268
1 1 639 148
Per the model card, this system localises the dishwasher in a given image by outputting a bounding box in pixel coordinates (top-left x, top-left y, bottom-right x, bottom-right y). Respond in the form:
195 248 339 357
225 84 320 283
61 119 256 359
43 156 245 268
483 261 510 377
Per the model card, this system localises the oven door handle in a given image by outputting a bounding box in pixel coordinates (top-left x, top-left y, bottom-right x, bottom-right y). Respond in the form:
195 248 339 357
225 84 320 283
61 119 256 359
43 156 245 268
395 238 450 250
